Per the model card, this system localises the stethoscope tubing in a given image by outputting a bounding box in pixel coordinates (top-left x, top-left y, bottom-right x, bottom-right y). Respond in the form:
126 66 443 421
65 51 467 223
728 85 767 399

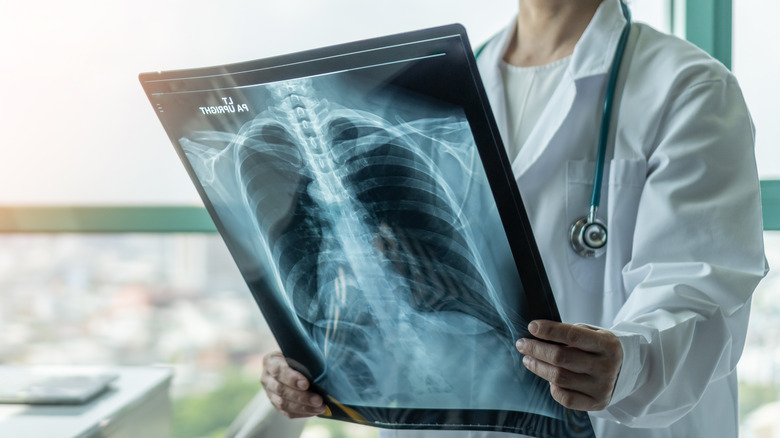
474 1 633 258
590 1 632 222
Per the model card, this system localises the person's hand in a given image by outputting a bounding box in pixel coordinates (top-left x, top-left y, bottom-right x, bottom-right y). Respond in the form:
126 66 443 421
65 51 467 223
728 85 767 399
515 320 622 411
261 352 327 419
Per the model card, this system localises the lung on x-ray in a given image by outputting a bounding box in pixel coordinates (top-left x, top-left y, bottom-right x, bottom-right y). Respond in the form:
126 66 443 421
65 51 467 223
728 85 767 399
140 25 595 437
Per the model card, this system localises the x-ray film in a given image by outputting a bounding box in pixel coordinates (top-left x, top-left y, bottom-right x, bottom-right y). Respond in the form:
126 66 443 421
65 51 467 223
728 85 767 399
140 25 595 437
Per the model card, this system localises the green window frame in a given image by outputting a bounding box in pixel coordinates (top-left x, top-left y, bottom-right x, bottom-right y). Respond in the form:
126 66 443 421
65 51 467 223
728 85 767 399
675 0 733 69
0 185 777 233
762 181 780 231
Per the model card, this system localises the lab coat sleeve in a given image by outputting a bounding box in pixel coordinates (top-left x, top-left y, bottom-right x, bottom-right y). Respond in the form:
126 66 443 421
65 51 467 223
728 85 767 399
591 75 768 427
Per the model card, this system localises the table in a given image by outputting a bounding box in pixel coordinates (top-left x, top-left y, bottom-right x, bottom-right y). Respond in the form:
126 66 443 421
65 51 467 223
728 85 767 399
0 366 172 438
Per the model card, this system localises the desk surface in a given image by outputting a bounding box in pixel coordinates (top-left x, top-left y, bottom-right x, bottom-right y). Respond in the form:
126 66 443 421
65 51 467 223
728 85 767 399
0 366 173 438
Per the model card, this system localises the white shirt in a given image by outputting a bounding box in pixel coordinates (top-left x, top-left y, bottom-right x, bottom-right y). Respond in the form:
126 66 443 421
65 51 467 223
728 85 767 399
501 57 570 162
380 0 767 437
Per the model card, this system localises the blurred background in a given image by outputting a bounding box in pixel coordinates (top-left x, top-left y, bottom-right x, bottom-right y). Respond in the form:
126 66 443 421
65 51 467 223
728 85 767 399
0 1 777 437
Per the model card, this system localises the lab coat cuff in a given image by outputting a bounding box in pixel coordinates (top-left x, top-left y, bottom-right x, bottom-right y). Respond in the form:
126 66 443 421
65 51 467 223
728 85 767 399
589 329 642 423
609 330 641 405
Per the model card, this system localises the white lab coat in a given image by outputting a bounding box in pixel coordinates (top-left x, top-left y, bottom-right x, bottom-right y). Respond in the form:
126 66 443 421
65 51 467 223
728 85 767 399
379 0 768 437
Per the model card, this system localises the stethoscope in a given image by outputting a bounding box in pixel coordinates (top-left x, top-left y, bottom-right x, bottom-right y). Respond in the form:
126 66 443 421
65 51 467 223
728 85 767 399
569 0 632 258
475 1 633 258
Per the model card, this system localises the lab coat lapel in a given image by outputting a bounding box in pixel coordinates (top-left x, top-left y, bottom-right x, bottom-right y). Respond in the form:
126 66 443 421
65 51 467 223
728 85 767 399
510 0 628 179
476 20 576 180
486 76 510 148
478 22 514 147
511 75 576 178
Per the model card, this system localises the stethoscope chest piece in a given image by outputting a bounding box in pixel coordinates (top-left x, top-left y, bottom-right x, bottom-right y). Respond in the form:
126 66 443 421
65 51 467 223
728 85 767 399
569 216 608 258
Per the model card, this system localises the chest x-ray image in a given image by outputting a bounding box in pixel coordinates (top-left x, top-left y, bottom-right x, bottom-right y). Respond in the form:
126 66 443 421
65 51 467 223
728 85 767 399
140 25 594 437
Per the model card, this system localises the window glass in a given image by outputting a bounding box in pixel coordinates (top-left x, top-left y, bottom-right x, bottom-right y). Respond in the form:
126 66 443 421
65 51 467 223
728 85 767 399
733 2 780 434
733 0 780 178
0 0 514 206
0 0 670 206
0 234 266 437
3 231 775 437
0 232 383 437
628 0 671 33
739 232 780 435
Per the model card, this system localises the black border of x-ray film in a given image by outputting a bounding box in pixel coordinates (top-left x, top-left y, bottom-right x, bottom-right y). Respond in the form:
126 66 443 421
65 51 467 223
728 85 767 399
140 24 594 438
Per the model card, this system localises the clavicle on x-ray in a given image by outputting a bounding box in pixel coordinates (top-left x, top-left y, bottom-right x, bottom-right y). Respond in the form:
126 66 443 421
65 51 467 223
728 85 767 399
141 25 594 437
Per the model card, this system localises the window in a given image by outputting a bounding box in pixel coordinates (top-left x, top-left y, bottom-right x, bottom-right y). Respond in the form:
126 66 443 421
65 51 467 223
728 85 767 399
0 234 268 437
739 232 780 436
732 1 780 434
0 0 668 207
733 0 780 179
0 0 516 206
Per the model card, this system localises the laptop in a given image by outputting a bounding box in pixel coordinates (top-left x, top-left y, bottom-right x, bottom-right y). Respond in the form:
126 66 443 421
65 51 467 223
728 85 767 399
0 370 116 405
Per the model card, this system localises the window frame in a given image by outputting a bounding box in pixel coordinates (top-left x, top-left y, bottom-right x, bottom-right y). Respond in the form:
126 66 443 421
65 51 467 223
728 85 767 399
676 0 733 69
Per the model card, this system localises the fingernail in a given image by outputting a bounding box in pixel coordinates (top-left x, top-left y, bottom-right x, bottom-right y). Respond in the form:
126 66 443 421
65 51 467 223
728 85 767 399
310 395 322 406
523 356 531 367
528 321 539 335
516 339 526 351
297 380 307 390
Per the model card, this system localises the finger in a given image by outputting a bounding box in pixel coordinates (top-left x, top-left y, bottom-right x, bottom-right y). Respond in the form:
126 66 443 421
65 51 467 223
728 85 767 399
549 384 607 411
262 376 325 409
263 352 310 390
528 320 607 353
516 338 595 374
268 392 327 419
521 355 603 396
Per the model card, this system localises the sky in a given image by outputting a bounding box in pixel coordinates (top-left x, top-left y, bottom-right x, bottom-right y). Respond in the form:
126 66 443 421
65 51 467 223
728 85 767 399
1 0 773 206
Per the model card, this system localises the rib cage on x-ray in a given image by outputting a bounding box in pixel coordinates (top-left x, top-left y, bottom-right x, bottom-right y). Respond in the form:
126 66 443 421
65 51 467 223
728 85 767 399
181 77 529 406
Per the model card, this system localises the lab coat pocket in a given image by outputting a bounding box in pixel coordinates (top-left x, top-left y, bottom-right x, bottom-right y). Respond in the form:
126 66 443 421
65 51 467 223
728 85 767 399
565 160 605 294
604 159 646 302
565 159 646 295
